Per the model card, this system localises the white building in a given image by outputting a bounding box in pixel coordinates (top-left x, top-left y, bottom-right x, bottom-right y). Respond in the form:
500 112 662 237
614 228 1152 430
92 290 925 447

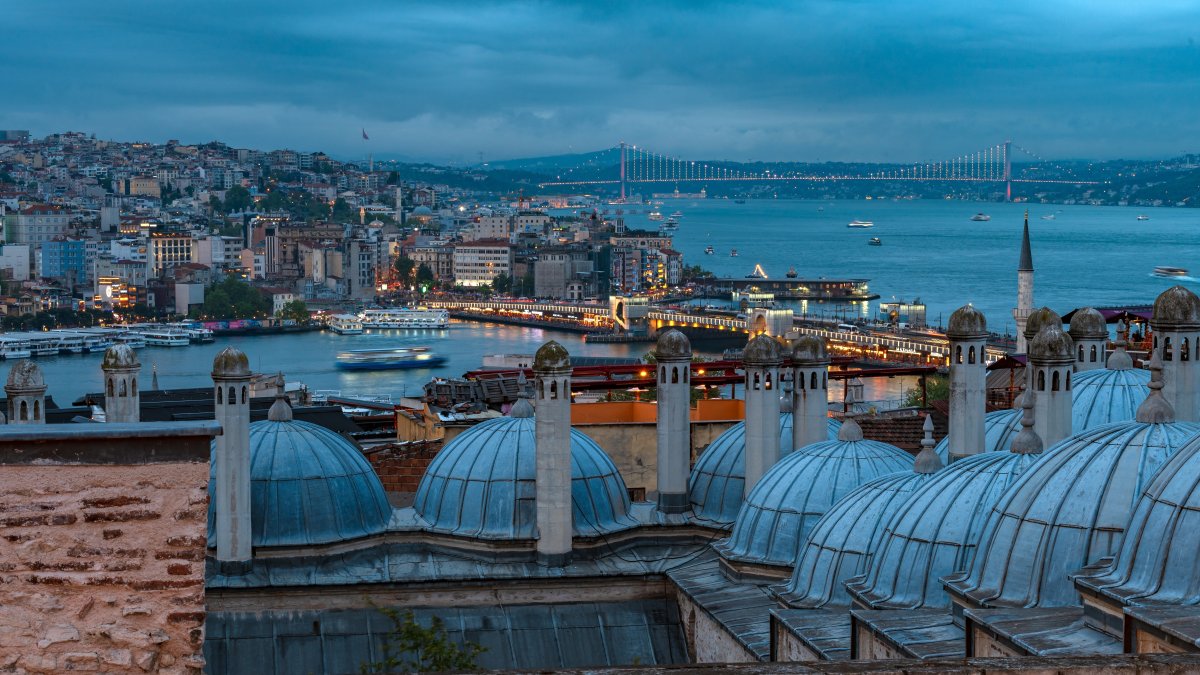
452 240 513 288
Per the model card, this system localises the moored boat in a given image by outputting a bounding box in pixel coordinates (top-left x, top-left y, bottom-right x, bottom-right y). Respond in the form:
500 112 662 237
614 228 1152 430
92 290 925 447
329 314 364 335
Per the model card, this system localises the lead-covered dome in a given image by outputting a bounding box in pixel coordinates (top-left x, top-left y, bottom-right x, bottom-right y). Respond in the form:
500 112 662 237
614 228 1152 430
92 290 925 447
413 414 635 540
947 304 987 338
944 418 1200 608
655 328 692 360
1071 367 1150 430
102 343 139 370
688 414 842 526
714 421 913 568
207 418 392 547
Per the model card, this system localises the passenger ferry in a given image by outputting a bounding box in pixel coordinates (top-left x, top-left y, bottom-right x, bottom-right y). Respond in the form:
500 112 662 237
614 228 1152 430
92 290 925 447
166 322 215 342
0 339 31 360
140 328 190 347
847 220 874 228
970 213 991 222
1154 266 1189 278
335 347 447 371
648 211 664 221
329 314 365 335
359 308 449 329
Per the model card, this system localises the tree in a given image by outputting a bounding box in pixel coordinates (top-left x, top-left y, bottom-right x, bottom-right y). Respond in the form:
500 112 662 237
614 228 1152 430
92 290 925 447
360 608 484 674
901 375 948 408
209 195 223 213
386 170 400 185
415 263 435 286
492 273 512 295
276 299 309 322
197 277 270 320
223 185 252 213
394 255 416 282
331 197 355 222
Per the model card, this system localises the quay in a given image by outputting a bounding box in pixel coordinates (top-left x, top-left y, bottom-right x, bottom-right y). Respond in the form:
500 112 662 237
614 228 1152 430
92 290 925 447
711 276 881 301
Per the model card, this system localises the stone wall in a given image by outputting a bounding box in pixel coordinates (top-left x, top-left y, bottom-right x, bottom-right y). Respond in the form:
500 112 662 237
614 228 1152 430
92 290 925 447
0 422 218 675
366 441 441 494
675 588 757 664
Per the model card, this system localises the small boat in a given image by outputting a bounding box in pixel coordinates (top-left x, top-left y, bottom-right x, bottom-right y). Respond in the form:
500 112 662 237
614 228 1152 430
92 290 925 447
868 237 882 246
670 211 683 218
970 213 991 222
1041 214 1055 220
1137 215 1150 221
335 347 446 371
704 245 715 255
730 249 739 257
847 220 874 228
1154 266 1189 278
785 267 797 278
648 211 664 221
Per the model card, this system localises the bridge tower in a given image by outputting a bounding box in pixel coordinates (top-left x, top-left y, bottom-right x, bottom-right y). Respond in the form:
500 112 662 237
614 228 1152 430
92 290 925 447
1003 140 1012 201
619 142 627 203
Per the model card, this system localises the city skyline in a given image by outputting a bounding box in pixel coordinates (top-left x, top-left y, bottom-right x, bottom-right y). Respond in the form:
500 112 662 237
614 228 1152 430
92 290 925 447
6 1 1200 164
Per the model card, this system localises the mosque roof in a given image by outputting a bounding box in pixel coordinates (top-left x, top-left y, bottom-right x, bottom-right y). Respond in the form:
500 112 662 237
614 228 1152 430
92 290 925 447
655 329 692 360
1071 367 1150 430
791 335 828 364
945 419 1200 608
1023 307 1062 342
743 334 784 365
714 421 913 568
212 346 251 378
1152 285 1200 329
1068 307 1108 340
413 414 635 540
207 418 392 547
947 305 987 338
932 408 1021 463
101 343 139 370
688 413 842 527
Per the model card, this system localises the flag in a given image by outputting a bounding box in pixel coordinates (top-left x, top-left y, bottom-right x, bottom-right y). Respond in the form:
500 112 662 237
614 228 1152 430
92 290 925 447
362 129 369 140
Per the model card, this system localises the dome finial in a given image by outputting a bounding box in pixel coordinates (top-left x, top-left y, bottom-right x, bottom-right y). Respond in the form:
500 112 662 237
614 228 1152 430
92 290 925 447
267 373 292 422
151 363 159 391
1135 350 1175 424
1009 387 1043 454
913 414 943 473
1106 319 1133 370
837 389 864 441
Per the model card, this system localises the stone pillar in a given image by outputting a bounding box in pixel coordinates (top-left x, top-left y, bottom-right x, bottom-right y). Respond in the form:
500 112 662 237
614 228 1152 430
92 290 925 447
1029 326 1076 447
1151 285 1200 423
534 340 573 565
5 360 47 425
654 329 692 514
742 334 784 497
1013 213 1035 353
1068 307 1108 372
946 305 988 461
791 335 830 452
212 346 253 574
102 343 141 423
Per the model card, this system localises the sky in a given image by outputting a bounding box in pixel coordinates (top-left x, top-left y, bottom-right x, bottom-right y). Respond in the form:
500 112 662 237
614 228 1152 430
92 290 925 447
6 1 1200 164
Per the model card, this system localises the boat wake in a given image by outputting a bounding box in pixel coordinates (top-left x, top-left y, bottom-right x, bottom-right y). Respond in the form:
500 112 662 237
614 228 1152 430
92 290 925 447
1150 273 1200 284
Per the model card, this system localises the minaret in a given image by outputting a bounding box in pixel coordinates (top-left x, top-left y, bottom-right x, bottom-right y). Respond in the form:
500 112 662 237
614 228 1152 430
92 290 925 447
1068 307 1108 372
1028 325 1075 447
742 334 784 496
654 329 692 514
212 346 253 574
1013 212 1035 353
5 360 46 425
533 340 573 565
946 304 988 461
1151 285 1200 422
791 335 830 452
102 343 140 423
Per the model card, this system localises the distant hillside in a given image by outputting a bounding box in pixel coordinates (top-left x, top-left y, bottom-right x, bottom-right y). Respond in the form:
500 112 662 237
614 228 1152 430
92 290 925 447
487 148 620 173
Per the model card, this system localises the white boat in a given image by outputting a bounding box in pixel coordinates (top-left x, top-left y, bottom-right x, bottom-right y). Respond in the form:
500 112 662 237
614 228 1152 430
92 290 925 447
141 329 190 347
730 249 739 257
1154 266 1189 278
648 211 664 221
704 245 715 255
970 213 991 222
0 339 31 359
848 220 874 228
1041 214 1056 220
359 308 449 329
1137 215 1150 221
329 314 365 335
167 322 214 342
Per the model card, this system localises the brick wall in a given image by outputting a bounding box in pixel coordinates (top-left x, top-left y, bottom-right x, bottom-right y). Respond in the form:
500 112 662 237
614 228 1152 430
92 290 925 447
367 441 442 493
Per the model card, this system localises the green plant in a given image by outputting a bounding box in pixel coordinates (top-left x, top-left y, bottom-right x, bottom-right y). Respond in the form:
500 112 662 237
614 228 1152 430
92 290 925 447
901 375 948 408
361 608 484 674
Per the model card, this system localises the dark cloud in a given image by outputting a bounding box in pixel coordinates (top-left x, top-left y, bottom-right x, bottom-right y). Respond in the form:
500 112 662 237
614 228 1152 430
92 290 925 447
6 1 1199 162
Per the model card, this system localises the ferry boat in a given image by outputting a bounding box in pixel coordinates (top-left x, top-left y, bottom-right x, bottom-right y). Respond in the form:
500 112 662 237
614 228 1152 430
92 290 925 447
0 339 31 360
166 322 214 342
730 249 739 257
648 211 664 221
1154 266 1189 278
335 347 447 371
970 213 991 222
868 237 882 246
359 308 449 329
1137 215 1151 221
847 220 874 228
329 314 365 335
704 245 715 255
140 328 190 347
1041 214 1056 220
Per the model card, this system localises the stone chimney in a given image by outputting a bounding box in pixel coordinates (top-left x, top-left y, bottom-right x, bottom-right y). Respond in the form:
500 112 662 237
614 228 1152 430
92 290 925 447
1068 307 1108 372
791 335 830 452
102 343 141 423
212 346 253 574
742 334 784 496
1028 325 1075 447
5 360 47 425
654 329 692 514
946 304 988 461
1150 285 1200 422
533 340 572 565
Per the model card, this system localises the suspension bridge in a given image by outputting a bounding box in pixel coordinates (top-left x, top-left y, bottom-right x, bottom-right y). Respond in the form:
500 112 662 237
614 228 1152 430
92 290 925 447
537 141 1100 201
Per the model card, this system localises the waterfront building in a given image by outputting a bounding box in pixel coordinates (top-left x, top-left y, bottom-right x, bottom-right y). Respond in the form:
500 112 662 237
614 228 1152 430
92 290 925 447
452 238 513 287
147 231 196 275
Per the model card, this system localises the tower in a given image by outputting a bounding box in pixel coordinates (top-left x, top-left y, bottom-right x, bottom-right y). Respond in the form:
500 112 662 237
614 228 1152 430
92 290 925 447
212 346 253 574
742 334 784 496
791 335 830 452
102 343 140 423
1150 285 1200 422
946 305 988 461
654 329 692 514
1013 213 1034 353
1028 325 1075 447
533 340 573 565
4 360 46 425
1068 307 1108 372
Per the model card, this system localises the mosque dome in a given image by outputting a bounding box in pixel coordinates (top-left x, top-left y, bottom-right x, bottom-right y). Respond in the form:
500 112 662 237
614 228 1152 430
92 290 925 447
688 414 842 526
743 334 784 365
207 417 392 547
944 418 1200 608
411 205 433 216
102 343 139 370
791 336 828 363
212 346 251 378
933 409 1021 463
845 450 1042 609
714 420 913 568
1071 367 1150 430
534 340 571 371
947 304 987 338
1068 307 1107 340
1152 285 1200 329
5 360 44 390
655 329 692 360
413 414 635 540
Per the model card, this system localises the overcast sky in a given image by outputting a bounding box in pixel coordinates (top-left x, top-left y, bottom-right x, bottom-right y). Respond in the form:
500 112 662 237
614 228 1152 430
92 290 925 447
6 1 1199 164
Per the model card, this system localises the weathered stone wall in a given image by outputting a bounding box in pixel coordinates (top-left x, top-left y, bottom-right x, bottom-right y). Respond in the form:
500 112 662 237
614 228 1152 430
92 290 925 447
367 441 441 494
675 589 757 664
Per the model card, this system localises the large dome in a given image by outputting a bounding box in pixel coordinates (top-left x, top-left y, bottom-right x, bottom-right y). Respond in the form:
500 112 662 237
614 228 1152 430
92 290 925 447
1071 367 1150 431
714 422 913 568
933 409 1021 462
207 418 392 547
688 413 842 526
944 419 1200 608
845 450 1041 609
413 415 635 540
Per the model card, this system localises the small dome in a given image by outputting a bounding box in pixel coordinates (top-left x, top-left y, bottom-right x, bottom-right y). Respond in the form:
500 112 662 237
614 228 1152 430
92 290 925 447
1072 368 1150 430
655 329 692 360
846 451 1042 609
778 469 938 608
207 419 392 547
791 336 828 364
1029 326 1074 363
1068 308 1107 340
1152 285 1200 329
947 305 987 338
715 435 912 568
411 205 433 216
1079 431 1200 604
413 415 635 540
689 414 842 526
1023 307 1062 342
102 343 139 370
212 346 250 378
933 409 1021 463
534 341 570 371
5 360 44 391
945 419 1200 608
743 334 784 365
